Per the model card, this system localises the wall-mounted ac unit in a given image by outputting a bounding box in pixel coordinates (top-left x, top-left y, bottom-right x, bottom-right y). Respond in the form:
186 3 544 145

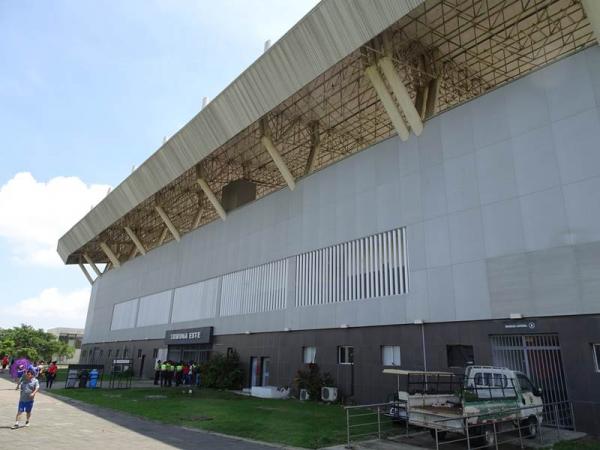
321 386 338 402
299 389 310 401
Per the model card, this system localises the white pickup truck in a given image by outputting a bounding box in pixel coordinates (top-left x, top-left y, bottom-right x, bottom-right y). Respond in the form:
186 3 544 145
385 366 544 446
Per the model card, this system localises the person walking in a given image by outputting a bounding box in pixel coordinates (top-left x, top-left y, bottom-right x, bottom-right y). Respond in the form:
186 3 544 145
46 361 58 389
12 367 40 429
194 363 201 388
159 360 167 387
153 360 161 386
1 356 8 373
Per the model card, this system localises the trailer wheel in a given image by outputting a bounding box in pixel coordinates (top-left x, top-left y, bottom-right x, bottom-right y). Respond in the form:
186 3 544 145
525 416 539 439
429 429 448 441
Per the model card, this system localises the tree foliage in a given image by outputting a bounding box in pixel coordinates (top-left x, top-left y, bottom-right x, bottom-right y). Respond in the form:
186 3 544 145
293 364 334 401
0 325 74 361
199 351 243 389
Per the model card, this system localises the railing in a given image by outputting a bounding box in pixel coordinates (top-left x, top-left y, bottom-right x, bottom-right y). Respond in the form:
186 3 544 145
344 401 407 448
344 400 575 450
433 400 575 450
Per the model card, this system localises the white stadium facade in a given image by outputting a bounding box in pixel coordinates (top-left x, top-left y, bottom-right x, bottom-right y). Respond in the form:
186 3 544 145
59 0 600 433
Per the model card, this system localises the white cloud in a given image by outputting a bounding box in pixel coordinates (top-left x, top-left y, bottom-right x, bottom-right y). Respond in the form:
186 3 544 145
0 172 110 267
0 287 90 330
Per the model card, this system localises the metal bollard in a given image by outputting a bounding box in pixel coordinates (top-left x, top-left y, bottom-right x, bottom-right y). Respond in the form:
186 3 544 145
377 406 381 439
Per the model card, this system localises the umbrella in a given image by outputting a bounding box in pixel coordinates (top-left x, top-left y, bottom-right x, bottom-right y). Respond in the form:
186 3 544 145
10 358 31 379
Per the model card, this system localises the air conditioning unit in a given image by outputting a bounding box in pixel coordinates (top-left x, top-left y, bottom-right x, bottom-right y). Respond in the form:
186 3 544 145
321 386 338 402
299 389 310 401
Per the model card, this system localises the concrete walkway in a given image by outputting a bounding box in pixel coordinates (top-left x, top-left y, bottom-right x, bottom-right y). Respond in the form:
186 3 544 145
0 376 284 449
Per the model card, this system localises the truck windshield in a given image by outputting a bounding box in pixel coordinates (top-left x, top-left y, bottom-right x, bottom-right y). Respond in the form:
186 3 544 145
517 373 535 392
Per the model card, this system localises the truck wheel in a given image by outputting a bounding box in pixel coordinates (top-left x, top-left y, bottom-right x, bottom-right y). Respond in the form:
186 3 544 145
471 425 496 448
525 417 539 439
429 429 447 441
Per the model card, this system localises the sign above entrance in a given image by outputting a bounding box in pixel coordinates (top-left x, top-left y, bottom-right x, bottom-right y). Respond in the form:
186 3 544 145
503 320 536 330
165 327 213 345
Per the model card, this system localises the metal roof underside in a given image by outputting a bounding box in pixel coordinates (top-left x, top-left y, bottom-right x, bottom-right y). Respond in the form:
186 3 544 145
59 0 596 266
57 0 423 263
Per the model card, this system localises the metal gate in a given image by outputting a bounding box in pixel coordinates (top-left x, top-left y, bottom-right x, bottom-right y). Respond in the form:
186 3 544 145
490 334 572 428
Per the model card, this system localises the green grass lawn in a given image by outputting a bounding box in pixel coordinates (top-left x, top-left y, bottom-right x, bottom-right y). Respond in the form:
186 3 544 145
552 439 600 450
53 387 349 448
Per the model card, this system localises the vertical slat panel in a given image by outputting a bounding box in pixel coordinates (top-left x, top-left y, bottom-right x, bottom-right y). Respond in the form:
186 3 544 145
265 263 269 311
351 241 357 300
298 255 304 306
375 234 381 298
274 262 279 310
348 241 353 300
387 231 394 295
392 230 399 295
359 237 364 299
313 251 317 306
319 249 324 305
365 236 373 298
401 228 408 293
314 250 318 305
354 240 359 300
327 247 332 303
333 245 338 303
304 254 308 306
383 232 389 296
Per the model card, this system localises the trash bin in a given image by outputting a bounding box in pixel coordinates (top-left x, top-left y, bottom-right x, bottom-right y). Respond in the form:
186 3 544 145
89 369 99 388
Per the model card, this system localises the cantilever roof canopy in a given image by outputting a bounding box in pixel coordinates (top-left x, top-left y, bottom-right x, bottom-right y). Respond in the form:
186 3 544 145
59 0 597 269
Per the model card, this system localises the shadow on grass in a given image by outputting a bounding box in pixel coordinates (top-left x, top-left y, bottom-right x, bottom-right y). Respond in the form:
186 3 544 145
46 389 278 450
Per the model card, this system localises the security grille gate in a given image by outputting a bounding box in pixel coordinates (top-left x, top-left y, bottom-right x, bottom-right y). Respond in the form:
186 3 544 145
490 334 572 428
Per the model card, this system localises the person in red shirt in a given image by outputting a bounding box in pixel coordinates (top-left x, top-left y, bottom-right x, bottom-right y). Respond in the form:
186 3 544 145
1 356 8 373
182 363 190 385
46 361 58 389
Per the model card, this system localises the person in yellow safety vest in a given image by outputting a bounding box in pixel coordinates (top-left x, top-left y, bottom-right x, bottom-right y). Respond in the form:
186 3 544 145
159 361 167 387
154 360 161 386
175 362 183 386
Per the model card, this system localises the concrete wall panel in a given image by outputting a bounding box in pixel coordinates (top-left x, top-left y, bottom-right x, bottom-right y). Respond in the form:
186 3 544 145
84 47 600 345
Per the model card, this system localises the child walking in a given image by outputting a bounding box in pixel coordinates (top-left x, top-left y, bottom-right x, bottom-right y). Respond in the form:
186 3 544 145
12 367 40 429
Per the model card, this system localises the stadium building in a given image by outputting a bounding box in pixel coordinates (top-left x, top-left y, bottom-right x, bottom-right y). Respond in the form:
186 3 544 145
59 0 600 433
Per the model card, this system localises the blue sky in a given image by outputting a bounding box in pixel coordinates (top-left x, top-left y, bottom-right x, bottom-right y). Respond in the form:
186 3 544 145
0 0 318 329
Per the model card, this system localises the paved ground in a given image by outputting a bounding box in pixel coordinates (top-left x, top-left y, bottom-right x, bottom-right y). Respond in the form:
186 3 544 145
0 376 286 449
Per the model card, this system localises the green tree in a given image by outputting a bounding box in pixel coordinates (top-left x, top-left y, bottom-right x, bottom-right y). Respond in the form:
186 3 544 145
0 325 74 360
199 351 243 389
